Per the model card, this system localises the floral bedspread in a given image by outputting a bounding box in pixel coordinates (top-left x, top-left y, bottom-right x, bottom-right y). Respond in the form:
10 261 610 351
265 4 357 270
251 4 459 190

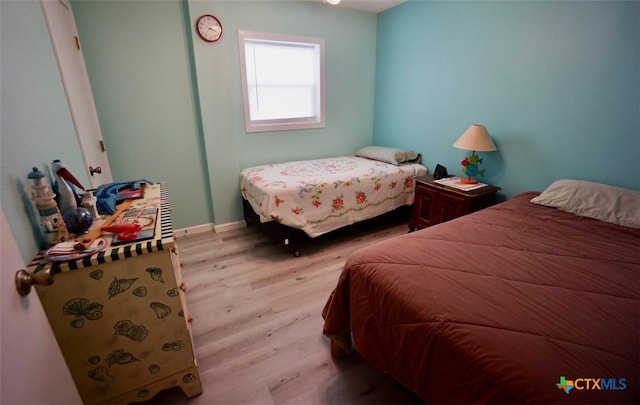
240 156 427 238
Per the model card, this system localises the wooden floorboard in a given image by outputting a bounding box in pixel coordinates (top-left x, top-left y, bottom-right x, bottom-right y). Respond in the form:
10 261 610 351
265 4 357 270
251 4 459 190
144 215 424 404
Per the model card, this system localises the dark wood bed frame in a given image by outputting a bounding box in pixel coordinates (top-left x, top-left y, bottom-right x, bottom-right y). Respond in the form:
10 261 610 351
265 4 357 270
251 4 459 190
242 197 411 257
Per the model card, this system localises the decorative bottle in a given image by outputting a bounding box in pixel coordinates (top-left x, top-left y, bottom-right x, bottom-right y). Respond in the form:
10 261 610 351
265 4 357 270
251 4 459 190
51 159 84 214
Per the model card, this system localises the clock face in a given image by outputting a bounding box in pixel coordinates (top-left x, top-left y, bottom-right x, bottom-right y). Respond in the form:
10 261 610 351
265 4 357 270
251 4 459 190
196 14 222 42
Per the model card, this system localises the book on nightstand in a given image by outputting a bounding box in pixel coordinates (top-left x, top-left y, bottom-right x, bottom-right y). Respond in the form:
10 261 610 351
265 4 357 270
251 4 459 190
433 176 487 191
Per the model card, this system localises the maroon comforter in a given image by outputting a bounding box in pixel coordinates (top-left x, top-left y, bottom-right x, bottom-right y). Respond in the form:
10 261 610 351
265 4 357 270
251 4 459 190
322 192 639 403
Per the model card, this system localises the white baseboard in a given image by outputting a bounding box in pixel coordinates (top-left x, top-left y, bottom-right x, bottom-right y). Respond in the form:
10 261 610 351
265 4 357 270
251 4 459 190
173 223 214 239
173 221 246 239
214 220 246 233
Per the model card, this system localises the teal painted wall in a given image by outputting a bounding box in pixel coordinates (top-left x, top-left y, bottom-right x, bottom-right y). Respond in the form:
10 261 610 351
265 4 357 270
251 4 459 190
220 1 377 168
71 0 214 230
1 0 90 262
73 0 377 227
188 0 377 225
374 0 640 197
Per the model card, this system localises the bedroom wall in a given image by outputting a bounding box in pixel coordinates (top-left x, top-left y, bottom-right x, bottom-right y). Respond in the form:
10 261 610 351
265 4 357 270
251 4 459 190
374 0 640 197
1 0 91 262
8 0 633 263
72 0 377 228
188 0 377 226
71 0 214 231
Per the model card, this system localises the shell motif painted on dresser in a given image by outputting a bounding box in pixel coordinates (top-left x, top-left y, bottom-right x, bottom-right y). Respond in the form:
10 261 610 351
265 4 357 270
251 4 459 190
146 267 164 283
150 302 172 318
113 319 135 335
106 349 138 366
108 277 138 298
137 389 150 399
113 320 148 342
63 298 104 327
162 340 184 352
70 319 85 328
88 366 114 383
132 286 148 297
182 373 197 383
89 269 103 280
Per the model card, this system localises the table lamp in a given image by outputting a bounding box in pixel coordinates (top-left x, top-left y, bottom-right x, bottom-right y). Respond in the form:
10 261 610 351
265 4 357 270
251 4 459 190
453 124 497 184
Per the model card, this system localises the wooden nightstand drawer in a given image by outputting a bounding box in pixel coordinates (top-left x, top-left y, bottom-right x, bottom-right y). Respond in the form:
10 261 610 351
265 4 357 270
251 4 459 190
437 192 466 223
412 183 438 229
409 175 500 231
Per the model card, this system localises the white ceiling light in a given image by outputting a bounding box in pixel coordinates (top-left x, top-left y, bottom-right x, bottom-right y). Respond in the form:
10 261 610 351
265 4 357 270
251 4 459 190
311 0 408 13
326 0 341 5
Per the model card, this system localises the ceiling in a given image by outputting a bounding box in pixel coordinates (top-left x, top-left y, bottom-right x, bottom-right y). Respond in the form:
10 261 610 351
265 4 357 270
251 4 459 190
309 0 408 13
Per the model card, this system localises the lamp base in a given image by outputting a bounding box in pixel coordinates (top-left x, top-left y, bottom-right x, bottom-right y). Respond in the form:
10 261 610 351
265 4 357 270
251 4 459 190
460 178 478 184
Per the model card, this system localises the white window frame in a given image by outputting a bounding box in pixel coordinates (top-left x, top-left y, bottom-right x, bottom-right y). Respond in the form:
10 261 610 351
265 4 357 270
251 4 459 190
238 30 325 133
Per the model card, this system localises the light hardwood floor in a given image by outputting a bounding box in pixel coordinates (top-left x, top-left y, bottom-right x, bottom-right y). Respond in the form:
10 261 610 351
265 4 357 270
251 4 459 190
145 214 424 405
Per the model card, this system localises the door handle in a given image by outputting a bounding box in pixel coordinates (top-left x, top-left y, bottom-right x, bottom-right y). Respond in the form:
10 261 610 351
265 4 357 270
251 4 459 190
15 266 54 296
89 166 102 176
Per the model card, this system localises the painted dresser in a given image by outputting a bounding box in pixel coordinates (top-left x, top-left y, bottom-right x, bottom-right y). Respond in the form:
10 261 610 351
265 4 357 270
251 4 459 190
28 183 202 404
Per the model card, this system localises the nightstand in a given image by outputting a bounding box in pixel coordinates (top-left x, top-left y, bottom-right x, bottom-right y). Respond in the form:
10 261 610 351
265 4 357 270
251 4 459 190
409 175 501 231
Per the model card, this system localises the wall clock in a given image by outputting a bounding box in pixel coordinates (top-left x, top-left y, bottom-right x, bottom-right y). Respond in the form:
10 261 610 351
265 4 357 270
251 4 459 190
196 14 223 43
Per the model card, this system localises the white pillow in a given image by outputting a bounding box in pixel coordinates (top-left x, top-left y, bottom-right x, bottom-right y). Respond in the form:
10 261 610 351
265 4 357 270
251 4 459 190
530 179 640 228
354 146 421 166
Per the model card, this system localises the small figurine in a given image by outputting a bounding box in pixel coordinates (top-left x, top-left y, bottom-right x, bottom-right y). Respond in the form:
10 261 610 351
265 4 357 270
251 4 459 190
28 167 70 246
460 152 485 184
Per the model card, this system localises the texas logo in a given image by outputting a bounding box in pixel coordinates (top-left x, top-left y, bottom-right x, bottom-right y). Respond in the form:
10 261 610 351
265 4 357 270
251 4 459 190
556 376 627 394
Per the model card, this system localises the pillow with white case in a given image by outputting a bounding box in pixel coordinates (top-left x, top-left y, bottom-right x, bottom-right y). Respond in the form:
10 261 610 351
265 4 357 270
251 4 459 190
530 179 640 228
354 146 421 166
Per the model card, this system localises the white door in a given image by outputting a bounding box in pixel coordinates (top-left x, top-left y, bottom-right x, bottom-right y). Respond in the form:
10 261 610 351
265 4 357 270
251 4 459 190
0 208 81 404
41 0 113 189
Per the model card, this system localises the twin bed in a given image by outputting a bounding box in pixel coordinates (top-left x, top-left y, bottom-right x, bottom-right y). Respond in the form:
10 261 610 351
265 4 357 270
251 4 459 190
241 146 426 255
322 179 639 403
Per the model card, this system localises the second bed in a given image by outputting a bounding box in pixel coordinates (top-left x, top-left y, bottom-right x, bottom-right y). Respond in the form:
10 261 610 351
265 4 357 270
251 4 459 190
240 147 427 254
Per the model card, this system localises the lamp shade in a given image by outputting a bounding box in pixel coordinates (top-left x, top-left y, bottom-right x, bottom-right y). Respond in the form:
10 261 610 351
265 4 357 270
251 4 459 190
453 124 497 152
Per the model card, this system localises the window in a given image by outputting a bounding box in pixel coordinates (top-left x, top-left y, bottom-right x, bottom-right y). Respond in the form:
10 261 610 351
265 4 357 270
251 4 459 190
238 31 325 132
